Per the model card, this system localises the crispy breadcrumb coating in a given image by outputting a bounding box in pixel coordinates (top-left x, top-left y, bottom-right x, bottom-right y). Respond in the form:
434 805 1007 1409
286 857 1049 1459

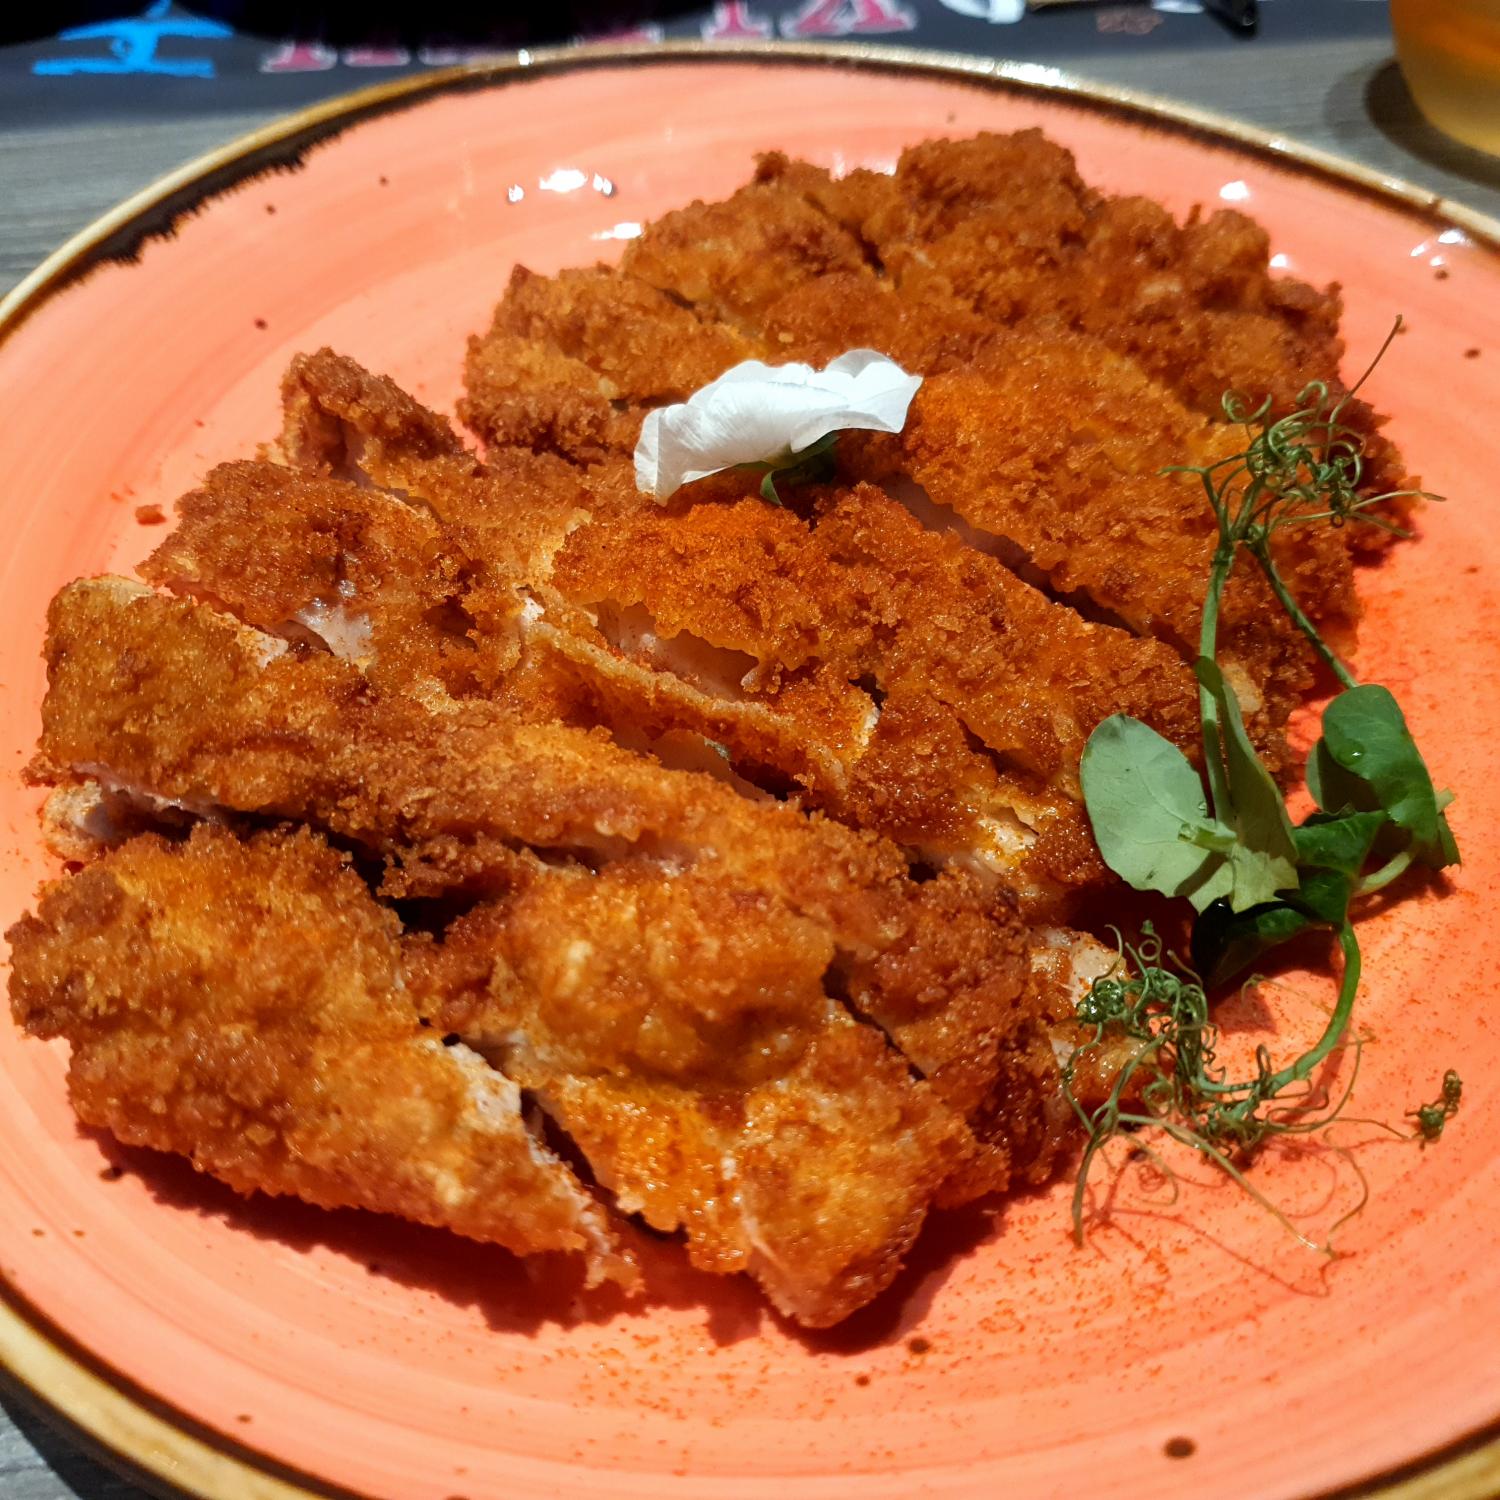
622 180 875 333
461 266 757 463
141 459 523 700
275 352 1193 909
408 860 976 1325
7 824 634 1287
27 578 1062 1320
457 131 1393 775
33 579 1040 1166
898 342 1359 767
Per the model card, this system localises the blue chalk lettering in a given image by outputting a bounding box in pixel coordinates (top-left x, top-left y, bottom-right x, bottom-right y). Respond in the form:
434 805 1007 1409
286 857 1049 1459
33 0 233 78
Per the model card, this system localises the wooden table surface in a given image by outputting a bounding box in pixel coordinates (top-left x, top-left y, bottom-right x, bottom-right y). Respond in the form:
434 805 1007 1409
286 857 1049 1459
4 19 1500 1500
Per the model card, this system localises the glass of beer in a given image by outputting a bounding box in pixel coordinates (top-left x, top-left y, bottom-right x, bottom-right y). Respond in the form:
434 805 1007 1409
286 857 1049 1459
1391 0 1500 156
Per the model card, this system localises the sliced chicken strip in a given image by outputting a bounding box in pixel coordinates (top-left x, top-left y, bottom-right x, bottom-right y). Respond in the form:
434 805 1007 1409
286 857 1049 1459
142 459 523 700
898 341 1359 770
461 265 758 463
755 138 1410 541
621 178 876 335
271 354 1071 901
7 824 634 1288
411 860 974 1327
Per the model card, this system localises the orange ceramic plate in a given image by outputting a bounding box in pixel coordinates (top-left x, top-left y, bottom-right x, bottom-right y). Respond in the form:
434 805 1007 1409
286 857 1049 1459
1 46 1498 1500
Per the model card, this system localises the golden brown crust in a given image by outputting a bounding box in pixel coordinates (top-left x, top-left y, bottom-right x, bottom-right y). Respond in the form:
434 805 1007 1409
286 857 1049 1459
812 482 1203 787
459 266 755 464
622 180 876 331
25 580 1045 1322
33 580 1035 1155
141 459 523 698
409 861 975 1326
276 354 1175 908
898 342 1359 768
7 824 634 1286
279 345 464 468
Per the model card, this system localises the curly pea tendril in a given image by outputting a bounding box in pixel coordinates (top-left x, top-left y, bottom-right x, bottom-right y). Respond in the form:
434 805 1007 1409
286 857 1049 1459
1411 1071 1463 1142
1067 320 1461 1250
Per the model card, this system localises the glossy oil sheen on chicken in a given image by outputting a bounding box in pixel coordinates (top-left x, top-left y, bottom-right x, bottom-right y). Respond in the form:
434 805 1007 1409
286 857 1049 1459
7 132 1407 1326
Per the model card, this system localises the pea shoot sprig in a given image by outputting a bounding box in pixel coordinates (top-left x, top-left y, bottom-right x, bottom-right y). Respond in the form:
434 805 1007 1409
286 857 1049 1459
1069 321 1460 1244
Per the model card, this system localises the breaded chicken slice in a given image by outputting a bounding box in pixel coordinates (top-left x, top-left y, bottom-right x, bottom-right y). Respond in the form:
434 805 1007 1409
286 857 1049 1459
552 488 869 681
549 478 1190 898
6 824 633 1287
1051 196 1347 416
831 687 1049 887
32 579 843 905
518 1024 959 1326
464 269 974 455
752 134 1095 327
460 266 757 463
621 178 876 332
761 271 992 374
757 138 1339 410
543 481 1201 904
411 860 975 1325
277 352 879 797
197 351 1206 907
813 483 1201 793
282 352 779 740
280 348 597 573
804 482 1200 897
141 459 522 700
756 138 1408 525
898 339 1359 768
32 580 1042 1176
275 355 1035 881
547 490 881 784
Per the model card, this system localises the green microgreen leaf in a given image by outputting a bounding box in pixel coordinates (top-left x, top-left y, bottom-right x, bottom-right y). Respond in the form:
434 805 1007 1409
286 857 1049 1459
1189 815 1381 989
1191 898 1312 989
1292 808 1389 877
1080 714 1229 909
1192 657 1299 910
734 431 839 508
1291 865 1357 927
1308 685 1459 869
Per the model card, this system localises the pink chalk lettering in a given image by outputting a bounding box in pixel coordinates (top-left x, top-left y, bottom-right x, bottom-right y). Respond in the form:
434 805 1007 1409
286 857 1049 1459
343 45 412 67
259 40 337 73
780 0 916 36
702 3 774 38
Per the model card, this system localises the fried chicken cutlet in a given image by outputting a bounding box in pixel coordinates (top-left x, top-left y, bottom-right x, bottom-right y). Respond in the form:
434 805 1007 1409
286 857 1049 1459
24 578 1066 1322
458 133 1402 768
408 860 976 1325
7 824 635 1288
32 577 1058 1165
10 129 1418 1328
9 816 978 1325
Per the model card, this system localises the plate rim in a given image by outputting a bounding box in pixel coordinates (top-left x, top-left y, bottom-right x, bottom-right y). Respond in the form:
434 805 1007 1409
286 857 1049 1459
2 38 1498 1500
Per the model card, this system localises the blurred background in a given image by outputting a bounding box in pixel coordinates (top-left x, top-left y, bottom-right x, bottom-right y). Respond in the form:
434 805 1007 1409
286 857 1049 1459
7 0 1500 295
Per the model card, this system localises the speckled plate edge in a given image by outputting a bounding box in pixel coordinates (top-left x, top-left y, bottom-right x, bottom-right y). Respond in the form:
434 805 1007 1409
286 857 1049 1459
2 40 1499 1500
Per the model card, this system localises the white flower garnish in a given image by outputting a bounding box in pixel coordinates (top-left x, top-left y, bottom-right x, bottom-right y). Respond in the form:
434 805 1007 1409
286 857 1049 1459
634 350 923 502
